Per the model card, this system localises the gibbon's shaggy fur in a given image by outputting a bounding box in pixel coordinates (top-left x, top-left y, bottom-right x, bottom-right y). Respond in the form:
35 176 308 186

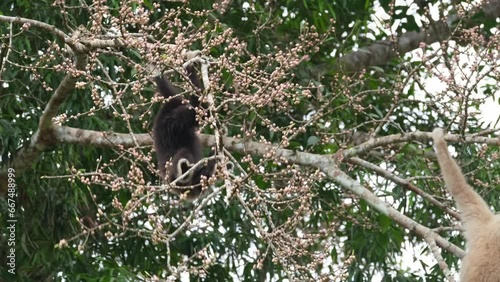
153 65 215 200
432 128 500 282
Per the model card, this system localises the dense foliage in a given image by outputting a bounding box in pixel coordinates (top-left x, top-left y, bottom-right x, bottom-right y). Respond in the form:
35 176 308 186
0 0 499 281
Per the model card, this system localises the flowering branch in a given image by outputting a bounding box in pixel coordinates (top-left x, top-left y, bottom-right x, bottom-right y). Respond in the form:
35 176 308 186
337 0 500 72
48 125 480 258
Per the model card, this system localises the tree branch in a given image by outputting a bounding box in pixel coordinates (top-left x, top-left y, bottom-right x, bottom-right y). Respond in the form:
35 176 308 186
338 130 500 159
0 15 175 52
39 55 88 130
338 0 500 72
0 54 88 179
54 126 153 148
338 20 450 72
0 15 68 41
424 233 456 282
349 157 461 220
49 126 471 258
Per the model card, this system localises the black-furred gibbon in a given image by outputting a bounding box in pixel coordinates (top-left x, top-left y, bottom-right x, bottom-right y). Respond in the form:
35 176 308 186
432 128 500 281
153 65 215 200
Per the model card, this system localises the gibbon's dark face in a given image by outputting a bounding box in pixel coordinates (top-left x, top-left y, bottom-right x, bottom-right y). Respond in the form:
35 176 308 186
153 66 215 200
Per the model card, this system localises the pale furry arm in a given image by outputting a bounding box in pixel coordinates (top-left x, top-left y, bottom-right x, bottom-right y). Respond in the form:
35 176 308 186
432 128 494 225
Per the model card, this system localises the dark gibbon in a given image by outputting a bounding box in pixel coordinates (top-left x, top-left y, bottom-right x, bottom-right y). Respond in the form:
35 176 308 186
153 65 216 200
432 128 500 281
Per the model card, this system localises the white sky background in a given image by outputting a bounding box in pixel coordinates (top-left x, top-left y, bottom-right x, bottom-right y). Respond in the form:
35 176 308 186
368 0 500 128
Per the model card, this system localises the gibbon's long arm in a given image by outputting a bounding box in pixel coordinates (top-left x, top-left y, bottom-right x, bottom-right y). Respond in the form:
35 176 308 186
432 128 494 225
186 65 204 91
155 75 179 99
186 65 204 107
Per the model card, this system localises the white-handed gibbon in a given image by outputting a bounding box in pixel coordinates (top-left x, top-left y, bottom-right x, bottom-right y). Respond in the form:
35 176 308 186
153 65 215 200
432 128 500 281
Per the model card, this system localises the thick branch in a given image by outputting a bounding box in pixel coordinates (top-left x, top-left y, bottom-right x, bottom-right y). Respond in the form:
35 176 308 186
39 54 88 130
50 126 469 258
0 15 162 52
338 0 500 72
338 130 500 160
0 15 68 41
338 20 450 72
323 158 465 258
54 126 153 148
0 54 88 177
349 157 461 220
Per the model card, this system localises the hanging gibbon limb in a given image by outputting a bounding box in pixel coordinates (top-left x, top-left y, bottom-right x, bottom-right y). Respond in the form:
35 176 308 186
153 65 216 200
432 128 500 282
